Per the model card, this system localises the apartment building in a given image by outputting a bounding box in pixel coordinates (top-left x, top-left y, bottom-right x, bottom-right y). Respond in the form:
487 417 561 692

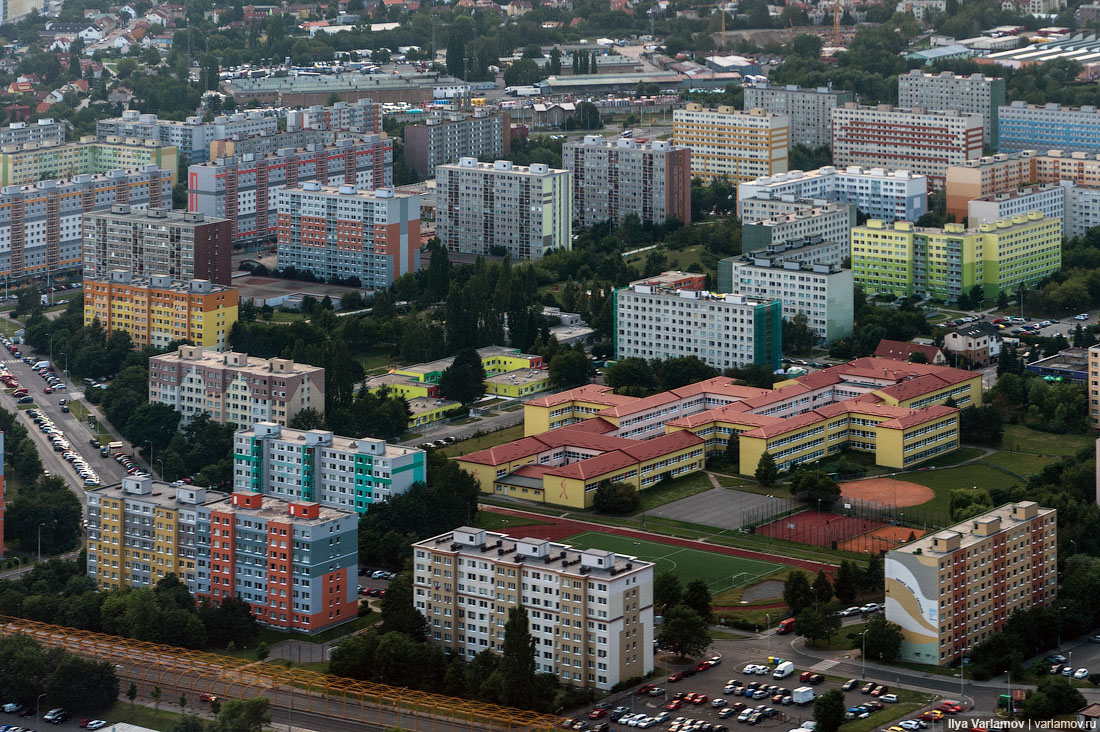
148 345 325 427
1064 184 1100 239
999 102 1100 155
947 148 1100 220
403 108 510 178
719 255 854 343
435 158 571 261
672 104 789 183
613 278 782 371
275 183 420 289
0 165 171 280
0 136 177 187
208 128 342 161
563 135 691 227
0 119 65 147
0 431 4 557
524 358 979 475
82 205 232 285
1086 345 1100 429
413 527 654 689
86 476 360 634
898 71 1006 148
286 98 383 134
742 83 856 148
98 110 279 162
739 195 832 223
83 272 238 351
886 501 1057 665
967 184 1066 236
743 203 856 253
719 238 848 289
187 137 394 244
738 166 928 222
851 213 1061 302
831 104 984 188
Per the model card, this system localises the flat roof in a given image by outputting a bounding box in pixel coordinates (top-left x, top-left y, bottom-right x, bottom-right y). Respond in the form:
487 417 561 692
892 502 1053 555
485 368 550 386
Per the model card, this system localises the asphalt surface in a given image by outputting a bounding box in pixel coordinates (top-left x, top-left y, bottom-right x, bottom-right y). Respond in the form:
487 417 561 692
647 489 792 531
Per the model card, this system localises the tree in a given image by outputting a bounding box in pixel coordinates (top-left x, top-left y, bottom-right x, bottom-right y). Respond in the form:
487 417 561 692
783 571 815 617
152 686 162 711
683 580 713 623
211 698 271 732
814 689 846 732
605 357 658 395
127 682 137 709
438 348 486 405
652 356 718 391
782 313 815 355
179 693 187 713
812 569 834 606
654 572 683 613
574 101 603 130
446 34 465 78
725 431 740 466
834 561 859 604
493 606 539 709
657 605 711 660
44 654 119 713
548 350 590 388
123 402 181 452
592 481 640 514
863 555 884 592
755 452 778 486
908 351 928 364
288 408 326 431
862 615 903 663
796 607 840 646
169 717 208 732
380 570 428 641
790 470 841 507
254 641 269 662
503 58 543 87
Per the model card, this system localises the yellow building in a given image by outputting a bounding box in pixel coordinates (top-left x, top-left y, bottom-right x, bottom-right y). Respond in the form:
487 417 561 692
0 136 177 187
457 422 705 509
672 104 789 183
407 397 461 428
84 271 238 351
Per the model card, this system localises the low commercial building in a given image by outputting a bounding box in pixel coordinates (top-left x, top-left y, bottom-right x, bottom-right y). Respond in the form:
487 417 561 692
403 108 510 178
738 166 927 223
831 104 984 188
98 110 278 162
1032 347 1090 385
0 136 177 187
886 502 1057 665
898 70 1006 148
275 183 421 290
614 277 782 371
563 135 691 227
223 72 466 107
434 158 571 261
148 345 325 427
83 272 238 351
413 527 654 689
851 214 1061 302
743 203 855 253
999 102 1100 155
743 83 856 148
719 255 854 343
873 339 947 365
673 104 789 183
82 205 232 285
87 476 359 634
943 321 1002 367
233 422 426 514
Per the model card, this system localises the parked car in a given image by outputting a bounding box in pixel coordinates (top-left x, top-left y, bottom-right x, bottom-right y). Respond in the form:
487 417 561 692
839 607 861 617
841 679 859 691
1074 668 1090 680
881 694 899 703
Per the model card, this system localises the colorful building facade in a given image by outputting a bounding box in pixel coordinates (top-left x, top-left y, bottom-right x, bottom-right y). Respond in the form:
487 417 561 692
0 136 177 187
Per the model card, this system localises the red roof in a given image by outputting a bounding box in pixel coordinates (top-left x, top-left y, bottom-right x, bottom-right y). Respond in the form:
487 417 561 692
525 383 634 409
874 339 944 363
877 404 957 430
458 426 636 466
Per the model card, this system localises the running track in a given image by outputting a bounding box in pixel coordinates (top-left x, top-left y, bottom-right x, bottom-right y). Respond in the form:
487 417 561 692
481 504 836 577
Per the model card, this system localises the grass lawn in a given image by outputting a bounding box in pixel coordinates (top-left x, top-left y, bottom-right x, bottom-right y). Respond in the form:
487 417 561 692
68 400 115 442
807 622 868 651
270 310 307 322
0 319 20 337
921 446 983 468
712 566 796 607
103 703 192 729
438 423 524 458
476 511 549 531
563 531 784 590
982 451 1058 476
638 472 716 512
208 611 380 652
623 244 718 280
903 463 1023 514
1001 425 1094 457
356 345 398 374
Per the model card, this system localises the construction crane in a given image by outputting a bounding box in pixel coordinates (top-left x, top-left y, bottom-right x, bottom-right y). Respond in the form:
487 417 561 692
833 0 842 48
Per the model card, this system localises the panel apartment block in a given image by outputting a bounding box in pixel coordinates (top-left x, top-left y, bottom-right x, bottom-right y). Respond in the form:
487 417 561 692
413 527 654 690
84 272 238 351
886 501 1056 665
233 422 426 514
98 110 279 162
435 158 571 261
208 128 342 161
998 102 1100 155
0 119 64 147
403 108 510 178
563 135 691 228
275 183 420 289
148 345 325 427
82 205 231 285
831 104 984 189
719 238 848 293
738 166 928 222
87 477 360 634
898 70 1006 148
0 166 170 280
720 255 854 343
944 151 1039 221
614 280 782 371
187 136 393 244
286 98 383 134
852 213 1061 301
0 136 177 187
742 82 856 148
968 183 1066 235
742 203 855 253
672 104 789 183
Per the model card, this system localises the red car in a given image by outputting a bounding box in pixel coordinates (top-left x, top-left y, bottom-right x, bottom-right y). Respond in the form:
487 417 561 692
667 672 683 683
692 694 708 705
199 693 218 702
588 709 608 720
666 700 683 711
695 661 711 672
636 684 656 695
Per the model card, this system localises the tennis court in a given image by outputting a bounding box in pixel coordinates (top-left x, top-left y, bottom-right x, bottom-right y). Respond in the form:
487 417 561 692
564 531 785 591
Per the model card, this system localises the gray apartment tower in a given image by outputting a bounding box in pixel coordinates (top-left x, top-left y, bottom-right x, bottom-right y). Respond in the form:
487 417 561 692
898 70 1006 149
742 83 857 148
403 109 510 178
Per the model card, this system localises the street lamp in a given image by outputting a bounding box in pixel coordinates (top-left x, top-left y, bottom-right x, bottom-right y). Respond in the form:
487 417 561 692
144 439 153 470
37 522 44 561
765 612 771 654
58 352 67 384
35 693 45 727
861 629 868 679
1070 539 1078 556
156 458 165 478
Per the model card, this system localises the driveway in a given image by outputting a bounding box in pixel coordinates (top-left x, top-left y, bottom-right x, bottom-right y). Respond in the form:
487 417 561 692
647 488 795 531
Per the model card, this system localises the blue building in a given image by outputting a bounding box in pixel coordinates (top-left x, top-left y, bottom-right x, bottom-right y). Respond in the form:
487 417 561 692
999 101 1100 154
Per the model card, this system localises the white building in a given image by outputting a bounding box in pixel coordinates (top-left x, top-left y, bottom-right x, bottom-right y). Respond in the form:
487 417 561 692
968 183 1066 236
0 119 65 147
720 256 854 343
739 195 833 223
897 70 1007 148
233 422 426 514
614 280 783 371
742 203 855 252
743 83 856 148
98 110 279 162
435 158 571 261
672 104 789 183
1064 184 1100 239
738 166 928 222
412 527 654 690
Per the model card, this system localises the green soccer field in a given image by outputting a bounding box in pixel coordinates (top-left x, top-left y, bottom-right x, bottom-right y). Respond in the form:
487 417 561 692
564 532 784 590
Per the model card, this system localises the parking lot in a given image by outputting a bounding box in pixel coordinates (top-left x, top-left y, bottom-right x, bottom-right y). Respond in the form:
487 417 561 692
568 648 946 732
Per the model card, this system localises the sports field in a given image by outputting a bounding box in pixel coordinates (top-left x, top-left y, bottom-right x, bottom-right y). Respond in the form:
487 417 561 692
563 531 784 591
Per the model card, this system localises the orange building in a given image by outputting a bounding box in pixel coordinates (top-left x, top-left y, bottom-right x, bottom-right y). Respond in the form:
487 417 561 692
946 148 1100 220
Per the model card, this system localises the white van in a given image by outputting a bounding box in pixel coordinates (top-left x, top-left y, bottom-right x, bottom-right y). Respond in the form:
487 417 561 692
773 661 794 679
